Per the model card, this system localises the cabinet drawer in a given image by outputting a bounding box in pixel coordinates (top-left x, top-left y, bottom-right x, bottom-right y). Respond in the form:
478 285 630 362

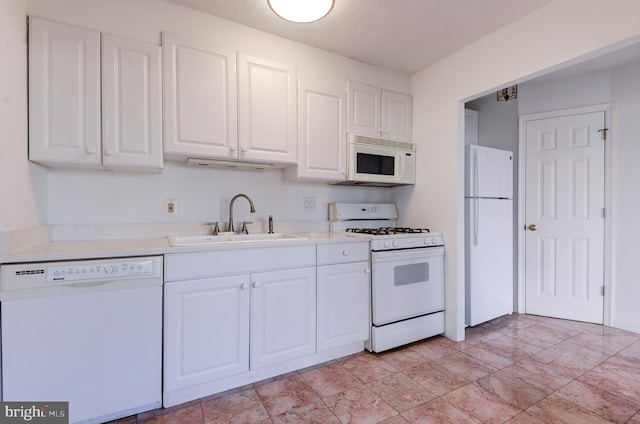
317 242 370 265
165 245 316 281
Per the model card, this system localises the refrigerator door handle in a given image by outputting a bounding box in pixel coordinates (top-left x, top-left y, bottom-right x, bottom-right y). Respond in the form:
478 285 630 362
473 151 479 198
473 198 479 246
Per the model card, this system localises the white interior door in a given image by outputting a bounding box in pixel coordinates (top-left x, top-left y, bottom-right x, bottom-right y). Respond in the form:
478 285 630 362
524 111 605 323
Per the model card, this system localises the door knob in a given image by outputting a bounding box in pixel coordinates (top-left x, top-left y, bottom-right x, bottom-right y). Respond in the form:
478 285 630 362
528 224 538 231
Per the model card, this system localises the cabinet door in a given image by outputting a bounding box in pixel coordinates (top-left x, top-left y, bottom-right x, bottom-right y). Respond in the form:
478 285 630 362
28 17 101 167
381 90 412 141
317 262 370 351
250 267 316 369
238 54 297 164
164 275 250 392
347 80 381 138
296 83 346 181
102 34 163 171
162 32 237 160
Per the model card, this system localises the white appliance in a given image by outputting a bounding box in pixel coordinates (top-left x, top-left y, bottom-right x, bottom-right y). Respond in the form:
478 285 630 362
330 203 444 352
334 134 416 187
0 256 163 424
465 145 514 326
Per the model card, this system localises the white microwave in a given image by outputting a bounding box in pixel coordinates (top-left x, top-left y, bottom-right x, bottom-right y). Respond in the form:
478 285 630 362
338 134 416 186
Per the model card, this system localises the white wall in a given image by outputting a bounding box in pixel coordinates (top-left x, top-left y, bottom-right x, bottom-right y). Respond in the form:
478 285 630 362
47 164 390 224
610 60 640 333
0 0 47 231
519 70 611 115
395 0 640 341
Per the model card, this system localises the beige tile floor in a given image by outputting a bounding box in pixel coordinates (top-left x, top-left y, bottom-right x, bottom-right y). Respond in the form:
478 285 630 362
110 314 640 423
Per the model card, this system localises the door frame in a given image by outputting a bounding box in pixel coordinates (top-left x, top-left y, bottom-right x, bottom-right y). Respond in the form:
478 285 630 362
517 104 613 325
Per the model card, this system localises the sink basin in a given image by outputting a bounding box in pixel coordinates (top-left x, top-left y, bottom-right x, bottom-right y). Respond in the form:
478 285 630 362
168 233 307 247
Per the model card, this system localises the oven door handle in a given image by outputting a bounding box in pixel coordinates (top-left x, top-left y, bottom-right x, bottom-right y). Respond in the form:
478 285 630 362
372 247 444 263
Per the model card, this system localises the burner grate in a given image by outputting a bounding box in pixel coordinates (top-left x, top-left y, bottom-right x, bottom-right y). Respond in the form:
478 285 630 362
346 227 430 235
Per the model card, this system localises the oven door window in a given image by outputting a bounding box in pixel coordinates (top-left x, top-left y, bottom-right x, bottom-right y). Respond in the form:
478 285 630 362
356 152 395 176
371 250 444 326
395 263 429 286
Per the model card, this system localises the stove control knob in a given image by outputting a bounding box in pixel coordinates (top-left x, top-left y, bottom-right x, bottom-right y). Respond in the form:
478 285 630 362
424 237 432 245
383 240 391 248
342 249 349 256
392 240 400 248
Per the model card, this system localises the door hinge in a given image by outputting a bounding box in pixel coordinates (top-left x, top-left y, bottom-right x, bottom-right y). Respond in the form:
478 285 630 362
598 128 609 140
601 286 605 296
602 207 606 218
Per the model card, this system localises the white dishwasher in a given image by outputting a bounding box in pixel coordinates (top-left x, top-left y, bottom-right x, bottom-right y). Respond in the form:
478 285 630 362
0 256 163 424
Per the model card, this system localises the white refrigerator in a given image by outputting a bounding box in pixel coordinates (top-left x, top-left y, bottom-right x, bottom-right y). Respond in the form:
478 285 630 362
465 145 514 326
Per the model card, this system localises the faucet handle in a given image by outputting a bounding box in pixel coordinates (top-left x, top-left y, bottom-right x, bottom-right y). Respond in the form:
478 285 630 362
205 222 220 235
240 221 253 234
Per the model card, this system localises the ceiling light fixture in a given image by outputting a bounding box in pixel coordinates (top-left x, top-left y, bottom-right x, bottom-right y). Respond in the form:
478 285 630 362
267 0 335 23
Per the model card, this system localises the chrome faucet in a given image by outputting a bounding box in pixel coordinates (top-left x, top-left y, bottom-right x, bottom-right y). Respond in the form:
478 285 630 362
228 193 256 233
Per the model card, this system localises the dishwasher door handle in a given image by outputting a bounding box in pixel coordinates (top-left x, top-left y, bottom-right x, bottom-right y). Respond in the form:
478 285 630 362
63 281 115 288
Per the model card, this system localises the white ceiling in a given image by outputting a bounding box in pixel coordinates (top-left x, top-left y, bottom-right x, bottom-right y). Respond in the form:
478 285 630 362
163 0 553 75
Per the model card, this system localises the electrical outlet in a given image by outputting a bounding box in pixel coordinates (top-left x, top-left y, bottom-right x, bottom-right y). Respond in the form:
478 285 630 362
164 199 178 217
303 196 315 212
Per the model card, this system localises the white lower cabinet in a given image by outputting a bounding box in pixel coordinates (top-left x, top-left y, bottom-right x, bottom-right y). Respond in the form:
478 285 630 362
163 243 368 407
317 261 370 351
250 267 316 369
164 267 315 391
317 242 371 352
164 274 250 392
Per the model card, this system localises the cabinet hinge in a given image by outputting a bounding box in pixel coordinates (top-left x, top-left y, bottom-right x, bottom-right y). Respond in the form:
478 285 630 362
601 286 605 296
598 128 609 140
602 207 606 218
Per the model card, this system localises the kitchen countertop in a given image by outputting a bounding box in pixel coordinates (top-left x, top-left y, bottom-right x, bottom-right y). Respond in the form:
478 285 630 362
1 231 369 263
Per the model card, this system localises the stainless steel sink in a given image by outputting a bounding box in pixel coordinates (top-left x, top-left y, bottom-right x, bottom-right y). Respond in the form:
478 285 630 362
168 233 307 247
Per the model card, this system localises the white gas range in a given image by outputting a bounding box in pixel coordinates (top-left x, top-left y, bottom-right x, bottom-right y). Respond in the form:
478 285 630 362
329 203 445 352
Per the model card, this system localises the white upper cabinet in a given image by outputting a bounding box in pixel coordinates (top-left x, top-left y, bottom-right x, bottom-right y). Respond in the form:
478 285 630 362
28 17 162 171
347 80 412 142
238 54 297 164
102 34 163 171
381 89 412 141
347 81 380 139
29 17 102 168
162 32 237 161
284 82 346 182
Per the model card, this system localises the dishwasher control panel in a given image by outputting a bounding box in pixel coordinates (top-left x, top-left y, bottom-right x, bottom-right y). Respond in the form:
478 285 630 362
47 259 154 283
0 256 163 300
